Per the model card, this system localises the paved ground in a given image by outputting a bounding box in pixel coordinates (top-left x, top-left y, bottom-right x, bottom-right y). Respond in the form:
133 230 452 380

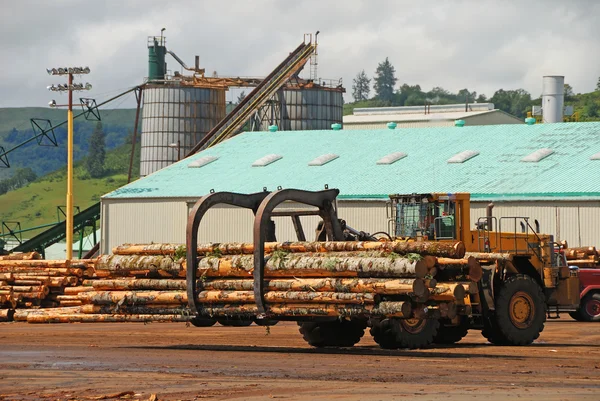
0 317 599 400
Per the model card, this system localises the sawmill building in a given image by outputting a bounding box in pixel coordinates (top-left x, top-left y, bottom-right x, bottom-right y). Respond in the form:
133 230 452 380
101 122 600 253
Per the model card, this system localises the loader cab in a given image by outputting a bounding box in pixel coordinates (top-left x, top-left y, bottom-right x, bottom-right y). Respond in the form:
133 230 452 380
388 193 471 243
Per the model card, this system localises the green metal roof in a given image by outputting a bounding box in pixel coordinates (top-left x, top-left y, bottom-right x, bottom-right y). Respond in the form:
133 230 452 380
103 122 600 201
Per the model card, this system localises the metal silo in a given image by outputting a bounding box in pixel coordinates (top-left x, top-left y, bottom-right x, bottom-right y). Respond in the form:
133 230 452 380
542 75 564 123
261 86 344 131
140 84 226 176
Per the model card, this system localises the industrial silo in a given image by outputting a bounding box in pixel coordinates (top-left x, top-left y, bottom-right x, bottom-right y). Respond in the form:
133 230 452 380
542 75 565 123
261 86 344 131
140 85 226 176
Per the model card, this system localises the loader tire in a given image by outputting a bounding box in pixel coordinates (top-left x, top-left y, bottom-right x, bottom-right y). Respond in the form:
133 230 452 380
494 274 546 345
298 319 366 347
578 293 600 322
481 314 510 345
569 310 586 322
371 318 439 349
433 318 469 344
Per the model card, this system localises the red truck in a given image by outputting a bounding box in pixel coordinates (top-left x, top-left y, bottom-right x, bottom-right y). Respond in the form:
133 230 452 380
570 268 600 322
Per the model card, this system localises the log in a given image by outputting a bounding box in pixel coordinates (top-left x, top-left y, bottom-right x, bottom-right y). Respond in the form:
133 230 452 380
113 243 185 256
197 255 428 279
0 273 13 280
26 314 191 324
0 260 70 268
197 290 375 304
200 277 427 297
55 295 80 301
564 247 597 259
197 301 412 318
13 306 82 321
63 286 96 295
95 255 184 277
0 289 13 296
9 285 49 295
81 304 189 315
465 252 513 261
0 267 82 277
84 278 187 291
0 252 41 261
77 290 187 305
193 241 466 258
18 291 47 300
12 279 51 286
0 309 14 322
59 301 83 307
565 260 600 267
435 257 482 282
429 283 466 302
462 282 479 295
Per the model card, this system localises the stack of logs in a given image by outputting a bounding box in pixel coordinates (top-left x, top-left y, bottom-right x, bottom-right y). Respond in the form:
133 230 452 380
563 246 600 268
23 240 482 324
0 252 95 322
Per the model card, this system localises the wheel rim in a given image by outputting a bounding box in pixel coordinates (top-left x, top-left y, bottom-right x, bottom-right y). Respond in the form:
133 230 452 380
400 318 427 334
509 291 535 329
585 298 600 317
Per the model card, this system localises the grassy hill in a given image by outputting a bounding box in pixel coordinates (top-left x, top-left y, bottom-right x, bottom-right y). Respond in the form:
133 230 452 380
0 141 139 237
0 107 136 180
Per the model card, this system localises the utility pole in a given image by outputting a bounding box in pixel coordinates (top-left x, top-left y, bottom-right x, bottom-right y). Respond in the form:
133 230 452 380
47 67 92 260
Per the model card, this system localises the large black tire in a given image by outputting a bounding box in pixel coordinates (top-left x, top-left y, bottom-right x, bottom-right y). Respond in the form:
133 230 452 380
577 293 600 322
371 318 439 349
569 310 587 322
189 316 217 327
254 318 279 326
494 274 546 345
218 319 253 327
481 314 510 345
433 318 469 344
298 319 366 347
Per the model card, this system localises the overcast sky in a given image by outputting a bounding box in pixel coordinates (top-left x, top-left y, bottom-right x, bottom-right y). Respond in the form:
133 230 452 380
1 0 599 109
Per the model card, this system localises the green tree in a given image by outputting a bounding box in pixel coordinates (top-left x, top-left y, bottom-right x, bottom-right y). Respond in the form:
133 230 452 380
86 122 105 178
476 94 488 103
373 57 397 102
584 98 599 119
490 89 532 118
352 70 371 102
394 84 423 106
564 84 574 101
236 91 246 104
596 77 600 92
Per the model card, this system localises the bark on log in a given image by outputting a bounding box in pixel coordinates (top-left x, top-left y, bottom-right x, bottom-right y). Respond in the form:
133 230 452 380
564 247 597 259
11 279 51 286
18 291 47 300
0 252 41 261
464 252 513 261
81 304 189 315
197 301 412 318
565 260 600 267
200 277 427 297
197 290 375 304
0 260 71 268
77 290 187 305
59 301 83 307
27 314 190 324
197 255 428 279
0 273 13 280
435 257 482 282
193 241 466 258
429 283 466 302
95 255 184 277
13 306 82 321
56 295 80 301
84 278 187 291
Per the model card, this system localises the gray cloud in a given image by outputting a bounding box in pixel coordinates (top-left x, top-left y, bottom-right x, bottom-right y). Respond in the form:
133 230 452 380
1 0 598 108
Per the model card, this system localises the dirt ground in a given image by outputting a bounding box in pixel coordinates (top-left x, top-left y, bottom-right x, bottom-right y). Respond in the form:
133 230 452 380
0 317 599 401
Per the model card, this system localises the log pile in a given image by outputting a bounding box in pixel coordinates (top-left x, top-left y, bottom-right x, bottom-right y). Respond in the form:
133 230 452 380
0 255 96 322
562 246 600 268
29 241 476 323
1 240 482 324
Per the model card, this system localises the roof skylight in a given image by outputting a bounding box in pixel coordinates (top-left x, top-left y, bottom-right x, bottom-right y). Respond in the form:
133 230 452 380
590 152 600 160
252 154 282 167
521 148 554 163
308 154 339 166
447 150 480 164
188 156 218 168
377 152 407 165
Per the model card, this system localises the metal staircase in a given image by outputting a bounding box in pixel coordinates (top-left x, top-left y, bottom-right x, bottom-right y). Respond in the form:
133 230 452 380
10 202 100 257
187 36 317 155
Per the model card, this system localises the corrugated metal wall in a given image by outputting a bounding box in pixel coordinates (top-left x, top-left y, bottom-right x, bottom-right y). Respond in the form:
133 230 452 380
140 86 226 177
101 198 600 253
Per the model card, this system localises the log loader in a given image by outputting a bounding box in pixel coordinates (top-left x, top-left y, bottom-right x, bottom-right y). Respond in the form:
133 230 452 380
185 189 581 349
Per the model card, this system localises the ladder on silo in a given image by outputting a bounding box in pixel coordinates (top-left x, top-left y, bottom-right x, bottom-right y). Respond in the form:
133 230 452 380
186 36 317 155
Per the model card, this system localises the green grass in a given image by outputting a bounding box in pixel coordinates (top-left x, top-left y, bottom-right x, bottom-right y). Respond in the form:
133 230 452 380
0 141 139 237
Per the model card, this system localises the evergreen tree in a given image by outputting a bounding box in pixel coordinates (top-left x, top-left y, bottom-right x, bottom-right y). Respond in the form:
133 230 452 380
596 77 600 92
373 57 397 102
351 70 371 102
236 91 246 104
86 122 105 178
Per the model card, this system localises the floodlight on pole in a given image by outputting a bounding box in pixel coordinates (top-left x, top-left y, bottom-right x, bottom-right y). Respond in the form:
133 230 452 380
46 66 92 261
